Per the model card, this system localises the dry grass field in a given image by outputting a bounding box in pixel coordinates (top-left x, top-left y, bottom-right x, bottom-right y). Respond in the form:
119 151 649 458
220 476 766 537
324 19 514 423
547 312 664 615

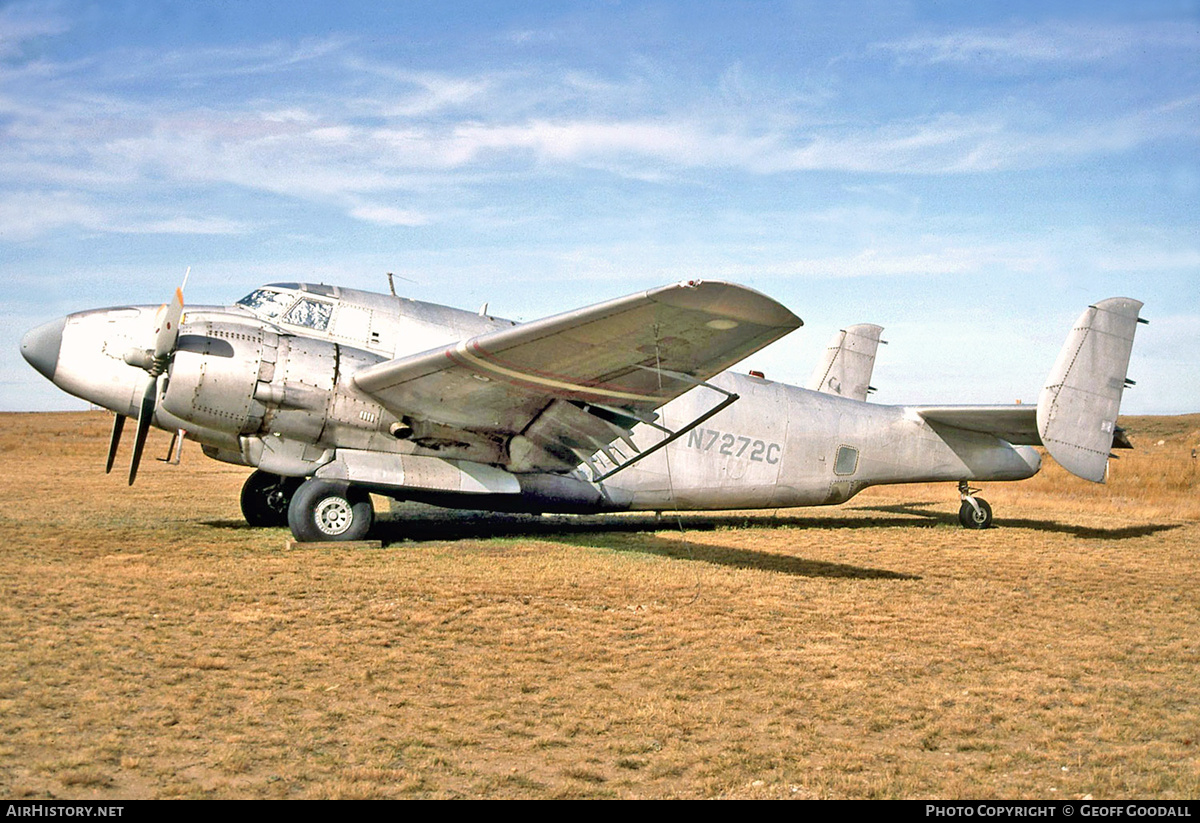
1 411 1197 799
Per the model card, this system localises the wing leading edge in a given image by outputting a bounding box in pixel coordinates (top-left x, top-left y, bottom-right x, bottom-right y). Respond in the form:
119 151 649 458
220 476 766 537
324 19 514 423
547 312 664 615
353 280 802 472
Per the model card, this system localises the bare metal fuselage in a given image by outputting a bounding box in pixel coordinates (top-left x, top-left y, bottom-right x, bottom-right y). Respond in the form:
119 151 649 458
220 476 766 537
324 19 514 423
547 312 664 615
36 285 1040 516
608 373 1040 512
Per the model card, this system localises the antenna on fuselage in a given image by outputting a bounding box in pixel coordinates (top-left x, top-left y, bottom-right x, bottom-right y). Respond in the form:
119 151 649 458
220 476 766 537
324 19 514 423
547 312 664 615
386 272 396 296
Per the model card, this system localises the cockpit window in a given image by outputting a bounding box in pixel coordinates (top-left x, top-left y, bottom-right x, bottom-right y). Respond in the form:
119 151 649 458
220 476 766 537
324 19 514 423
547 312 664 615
237 289 297 320
283 297 333 331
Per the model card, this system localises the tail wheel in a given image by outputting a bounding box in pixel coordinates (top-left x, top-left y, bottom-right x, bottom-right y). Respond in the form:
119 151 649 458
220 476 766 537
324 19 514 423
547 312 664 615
240 470 303 527
958 497 993 529
287 478 374 542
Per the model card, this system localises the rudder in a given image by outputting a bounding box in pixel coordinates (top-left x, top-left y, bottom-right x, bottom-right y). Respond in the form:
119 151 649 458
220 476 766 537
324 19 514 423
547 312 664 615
806 323 885 402
1037 298 1145 482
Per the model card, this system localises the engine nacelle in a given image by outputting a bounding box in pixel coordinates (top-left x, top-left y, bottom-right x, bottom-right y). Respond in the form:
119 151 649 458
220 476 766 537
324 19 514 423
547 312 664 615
254 333 338 442
163 319 347 442
162 320 270 434
163 318 400 474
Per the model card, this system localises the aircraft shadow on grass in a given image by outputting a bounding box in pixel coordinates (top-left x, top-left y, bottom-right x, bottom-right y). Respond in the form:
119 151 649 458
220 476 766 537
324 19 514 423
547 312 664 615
547 532 920 580
205 500 1178 577
854 502 1183 541
207 508 929 580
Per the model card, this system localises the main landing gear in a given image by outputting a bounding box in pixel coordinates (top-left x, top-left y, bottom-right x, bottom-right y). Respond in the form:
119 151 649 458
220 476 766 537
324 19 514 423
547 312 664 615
286 478 375 542
240 472 376 541
957 480 993 529
240 470 303 528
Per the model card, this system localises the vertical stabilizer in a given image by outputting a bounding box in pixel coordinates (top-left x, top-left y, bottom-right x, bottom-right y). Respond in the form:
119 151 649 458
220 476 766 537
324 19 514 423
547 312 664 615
1037 298 1144 482
806 323 885 402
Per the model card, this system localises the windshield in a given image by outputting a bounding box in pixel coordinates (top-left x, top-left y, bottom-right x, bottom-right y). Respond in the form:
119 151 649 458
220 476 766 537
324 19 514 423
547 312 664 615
236 289 296 320
283 297 333 331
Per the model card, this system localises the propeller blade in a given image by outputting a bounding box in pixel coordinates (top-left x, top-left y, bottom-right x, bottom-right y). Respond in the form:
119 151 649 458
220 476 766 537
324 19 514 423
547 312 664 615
105 414 126 474
127 273 187 483
128 378 157 486
154 287 184 362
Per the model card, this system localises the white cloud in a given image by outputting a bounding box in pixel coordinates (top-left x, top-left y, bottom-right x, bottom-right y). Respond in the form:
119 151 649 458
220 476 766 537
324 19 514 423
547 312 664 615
0 190 102 241
0 191 252 241
347 203 429 227
345 61 495 117
1 12 1196 239
877 21 1200 66
117 216 253 235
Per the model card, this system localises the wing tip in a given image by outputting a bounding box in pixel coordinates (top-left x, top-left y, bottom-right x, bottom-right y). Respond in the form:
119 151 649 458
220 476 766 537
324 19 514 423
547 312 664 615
650 280 803 329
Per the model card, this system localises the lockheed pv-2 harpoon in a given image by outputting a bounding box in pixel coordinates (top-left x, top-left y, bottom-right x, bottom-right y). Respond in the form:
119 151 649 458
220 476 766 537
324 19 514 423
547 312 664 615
20 279 1144 541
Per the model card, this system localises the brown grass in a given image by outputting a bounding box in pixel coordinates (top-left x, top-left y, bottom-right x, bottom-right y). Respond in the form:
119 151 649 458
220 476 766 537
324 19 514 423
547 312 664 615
0 411 1197 799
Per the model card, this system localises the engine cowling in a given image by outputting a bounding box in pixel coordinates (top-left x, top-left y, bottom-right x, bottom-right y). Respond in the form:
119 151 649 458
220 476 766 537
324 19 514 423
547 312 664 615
162 318 399 474
163 319 347 443
161 320 270 434
254 333 337 442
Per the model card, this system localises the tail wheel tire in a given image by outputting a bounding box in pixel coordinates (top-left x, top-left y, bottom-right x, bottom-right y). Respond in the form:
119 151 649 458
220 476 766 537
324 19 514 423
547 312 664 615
240 470 303 527
288 478 374 542
958 497 993 529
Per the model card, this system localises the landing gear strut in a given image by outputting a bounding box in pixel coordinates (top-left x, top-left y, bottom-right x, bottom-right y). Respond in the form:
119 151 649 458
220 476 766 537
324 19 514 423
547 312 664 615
957 481 993 529
240 470 303 527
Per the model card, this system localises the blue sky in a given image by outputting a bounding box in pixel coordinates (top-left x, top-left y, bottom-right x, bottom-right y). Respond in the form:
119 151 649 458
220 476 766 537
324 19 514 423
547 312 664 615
2 0 1197 413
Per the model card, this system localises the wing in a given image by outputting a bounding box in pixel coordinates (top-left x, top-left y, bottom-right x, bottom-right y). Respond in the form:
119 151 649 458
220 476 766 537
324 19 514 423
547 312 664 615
353 280 802 472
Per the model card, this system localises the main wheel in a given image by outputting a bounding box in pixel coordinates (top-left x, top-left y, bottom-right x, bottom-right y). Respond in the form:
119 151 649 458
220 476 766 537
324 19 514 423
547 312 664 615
240 471 303 527
958 497 993 529
287 478 374 542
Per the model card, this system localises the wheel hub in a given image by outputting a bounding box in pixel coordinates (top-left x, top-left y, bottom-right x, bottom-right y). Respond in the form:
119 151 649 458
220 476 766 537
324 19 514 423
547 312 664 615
266 489 289 513
314 496 354 536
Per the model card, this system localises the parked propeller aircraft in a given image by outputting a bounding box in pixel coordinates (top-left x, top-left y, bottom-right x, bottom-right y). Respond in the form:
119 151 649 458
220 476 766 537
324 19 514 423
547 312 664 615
20 278 1144 541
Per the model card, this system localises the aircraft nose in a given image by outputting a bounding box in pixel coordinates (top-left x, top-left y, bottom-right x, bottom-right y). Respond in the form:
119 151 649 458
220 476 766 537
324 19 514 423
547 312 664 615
20 316 66 381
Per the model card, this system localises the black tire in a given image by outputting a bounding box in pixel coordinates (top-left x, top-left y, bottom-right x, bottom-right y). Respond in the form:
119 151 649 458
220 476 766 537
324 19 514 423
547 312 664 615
287 478 374 542
958 497 993 529
240 471 303 527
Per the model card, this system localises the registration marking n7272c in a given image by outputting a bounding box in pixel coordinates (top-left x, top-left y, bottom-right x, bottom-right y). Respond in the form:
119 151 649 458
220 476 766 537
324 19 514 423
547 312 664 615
686 428 781 464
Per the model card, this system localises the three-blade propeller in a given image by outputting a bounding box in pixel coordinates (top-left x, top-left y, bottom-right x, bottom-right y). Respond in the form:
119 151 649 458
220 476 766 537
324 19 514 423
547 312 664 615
110 281 185 484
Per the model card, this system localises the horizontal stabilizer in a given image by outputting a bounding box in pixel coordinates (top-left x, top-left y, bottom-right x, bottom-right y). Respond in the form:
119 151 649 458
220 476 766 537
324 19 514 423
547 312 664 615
1037 297 1144 483
915 405 1039 446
